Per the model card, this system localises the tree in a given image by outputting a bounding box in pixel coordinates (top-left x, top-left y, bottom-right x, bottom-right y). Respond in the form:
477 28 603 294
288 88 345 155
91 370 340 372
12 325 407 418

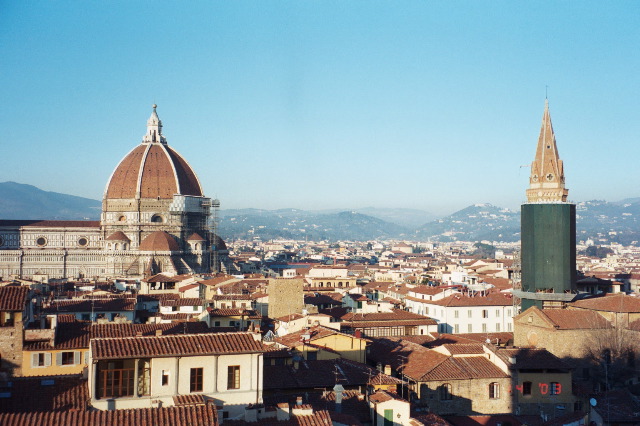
472 242 496 259
585 245 614 259
582 317 639 390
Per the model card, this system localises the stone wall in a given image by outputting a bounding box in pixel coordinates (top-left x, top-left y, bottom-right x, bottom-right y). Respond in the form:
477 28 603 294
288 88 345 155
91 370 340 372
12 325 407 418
0 316 23 377
513 315 598 360
416 377 512 415
267 278 303 319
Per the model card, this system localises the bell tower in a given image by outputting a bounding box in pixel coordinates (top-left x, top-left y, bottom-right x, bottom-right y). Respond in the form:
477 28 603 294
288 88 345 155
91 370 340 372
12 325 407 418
526 100 569 203
518 101 577 310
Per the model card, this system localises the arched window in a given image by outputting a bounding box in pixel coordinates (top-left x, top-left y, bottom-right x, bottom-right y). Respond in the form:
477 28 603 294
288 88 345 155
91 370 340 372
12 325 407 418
151 214 164 223
439 383 452 400
489 382 500 399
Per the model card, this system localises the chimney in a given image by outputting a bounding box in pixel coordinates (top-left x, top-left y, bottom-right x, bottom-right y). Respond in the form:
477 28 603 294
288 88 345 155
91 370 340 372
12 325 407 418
48 315 57 330
155 329 163 336
136 331 143 337
333 384 345 413
276 402 290 421
296 396 303 406
384 364 392 376
244 404 259 422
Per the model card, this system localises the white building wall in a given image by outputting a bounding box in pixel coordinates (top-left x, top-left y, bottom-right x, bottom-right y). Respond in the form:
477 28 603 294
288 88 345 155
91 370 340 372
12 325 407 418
407 301 514 334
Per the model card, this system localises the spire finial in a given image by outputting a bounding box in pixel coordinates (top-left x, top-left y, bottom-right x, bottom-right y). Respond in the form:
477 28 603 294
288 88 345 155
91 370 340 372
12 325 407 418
142 104 166 144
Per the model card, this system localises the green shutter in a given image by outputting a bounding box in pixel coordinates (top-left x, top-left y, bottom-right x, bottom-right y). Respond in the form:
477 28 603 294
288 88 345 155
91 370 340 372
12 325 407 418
384 409 394 426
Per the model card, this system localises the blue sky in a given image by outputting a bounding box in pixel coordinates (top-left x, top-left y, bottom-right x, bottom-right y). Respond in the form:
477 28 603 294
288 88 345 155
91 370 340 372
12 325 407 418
1 1 639 215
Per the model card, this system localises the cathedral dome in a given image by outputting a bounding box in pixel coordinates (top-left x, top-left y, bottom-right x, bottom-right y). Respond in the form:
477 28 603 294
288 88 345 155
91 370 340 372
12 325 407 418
139 231 180 252
104 105 203 200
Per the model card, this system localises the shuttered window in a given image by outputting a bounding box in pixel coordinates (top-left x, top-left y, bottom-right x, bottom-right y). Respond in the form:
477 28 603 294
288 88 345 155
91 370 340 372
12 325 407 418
31 353 51 367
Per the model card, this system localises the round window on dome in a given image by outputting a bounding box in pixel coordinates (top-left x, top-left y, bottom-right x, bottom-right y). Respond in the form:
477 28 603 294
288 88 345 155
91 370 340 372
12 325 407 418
119 215 126 222
151 214 164 223
78 237 88 247
36 237 47 247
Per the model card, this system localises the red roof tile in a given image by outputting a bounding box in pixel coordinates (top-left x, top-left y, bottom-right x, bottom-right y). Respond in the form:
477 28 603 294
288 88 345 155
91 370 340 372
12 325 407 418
24 321 90 351
0 286 29 311
0 404 218 426
0 376 88 413
571 293 640 313
91 322 211 338
44 298 136 313
540 308 611 329
91 332 266 359
430 292 513 307
341 309 430 322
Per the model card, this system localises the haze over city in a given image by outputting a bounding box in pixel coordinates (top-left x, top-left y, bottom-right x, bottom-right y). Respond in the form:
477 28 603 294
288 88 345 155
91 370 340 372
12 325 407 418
1 2 639 215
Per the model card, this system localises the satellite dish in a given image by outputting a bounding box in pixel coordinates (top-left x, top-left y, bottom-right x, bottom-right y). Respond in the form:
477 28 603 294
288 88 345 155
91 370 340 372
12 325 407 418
590 398 597 407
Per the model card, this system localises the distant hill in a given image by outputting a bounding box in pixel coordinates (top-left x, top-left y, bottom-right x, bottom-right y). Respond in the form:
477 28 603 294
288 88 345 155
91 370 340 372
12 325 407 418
0 181 101 220
415 200 640 245
4 182 640 245
219 209 409 241
414 204 520 242
341 207 435 228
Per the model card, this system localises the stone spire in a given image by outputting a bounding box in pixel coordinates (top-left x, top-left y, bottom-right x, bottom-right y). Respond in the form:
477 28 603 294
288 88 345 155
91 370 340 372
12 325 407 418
526 100 568 203
143 104 167 144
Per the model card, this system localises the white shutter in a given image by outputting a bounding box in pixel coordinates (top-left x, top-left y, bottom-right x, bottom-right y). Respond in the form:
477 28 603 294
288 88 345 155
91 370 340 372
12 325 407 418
74 351 81 365
45 353 52 367
84 351 89 365
56 352 63 366
31 353 38 368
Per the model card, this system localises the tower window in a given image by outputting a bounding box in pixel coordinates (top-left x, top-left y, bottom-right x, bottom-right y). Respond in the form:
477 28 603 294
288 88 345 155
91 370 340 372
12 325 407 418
151 214 164 223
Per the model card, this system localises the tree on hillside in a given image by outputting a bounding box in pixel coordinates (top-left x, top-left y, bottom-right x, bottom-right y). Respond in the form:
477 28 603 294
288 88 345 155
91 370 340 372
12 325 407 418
472 242 496 259
584 245 614 258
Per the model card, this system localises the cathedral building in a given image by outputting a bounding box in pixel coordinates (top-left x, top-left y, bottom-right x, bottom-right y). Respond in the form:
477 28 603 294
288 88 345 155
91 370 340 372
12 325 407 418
516 100 577 310
0 106 222 280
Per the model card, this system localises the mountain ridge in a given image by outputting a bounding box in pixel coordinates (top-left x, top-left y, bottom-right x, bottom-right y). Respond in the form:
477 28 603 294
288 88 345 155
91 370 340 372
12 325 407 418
3 182 640 244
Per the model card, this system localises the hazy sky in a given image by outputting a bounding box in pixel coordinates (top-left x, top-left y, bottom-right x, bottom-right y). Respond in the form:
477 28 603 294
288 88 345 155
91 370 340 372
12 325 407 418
1 2 639 215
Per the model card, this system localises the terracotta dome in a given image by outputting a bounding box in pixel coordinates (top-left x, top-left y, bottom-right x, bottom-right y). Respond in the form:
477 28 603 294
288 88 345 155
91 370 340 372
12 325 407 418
212 234 227 251
187 232 206 242
106 231 130 242
104 106 203 200
139 231 180 252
